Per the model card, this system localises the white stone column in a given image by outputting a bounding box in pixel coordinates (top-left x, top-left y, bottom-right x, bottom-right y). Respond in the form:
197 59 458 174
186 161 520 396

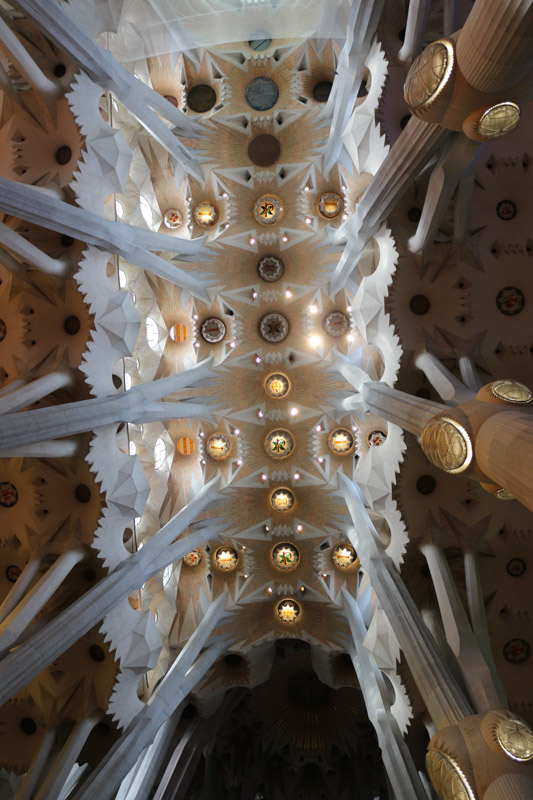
339 473 473 728
0 545 87 655
72 596 230 800
0 476 223 704
9 0 202 176
16 725 58 800
0 178 211 298
34 712 103 800
0 555 43 623
342 589 429 800
0 359 215 450
0 439 82 458
398 0 431 62
408 135 480 254
115 713 179 800
414 352 474 405
443 0 458 36
0 371 75 415
362 382 446 436
458 356 482 392
0 15 61 100
0 222 69 277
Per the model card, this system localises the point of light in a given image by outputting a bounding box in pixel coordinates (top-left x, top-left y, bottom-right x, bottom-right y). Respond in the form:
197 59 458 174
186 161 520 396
346 305 352 312
222 192 228 198
252 291 258 299
265 525 270 532
290 407 299 417
187 196 192 202
315 425 322 432
255 356 262 363
258 410 264 418
201 458 206 464
188 223 193 230
309 334 321 347
193 313 199 320
267 587 273 594
342 184 347 191
224 222 230 229
249 237 256 245
234 429 240 435
304 186 310 192
347 333 354 342
285 289 292 298
229 341 236 348
300 586 305 592
237 459 243 465
282 235 288 243
308 304 318 314
318 457 324 463
293 472 300 480
342 213 348 220
296 524 303 532
305 217 312 224
352 424 358 432
261 473 267 481
194 342 200 348
199 431 205 437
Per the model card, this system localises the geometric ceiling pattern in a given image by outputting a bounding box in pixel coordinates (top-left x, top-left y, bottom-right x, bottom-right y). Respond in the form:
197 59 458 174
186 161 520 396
0 0 532 798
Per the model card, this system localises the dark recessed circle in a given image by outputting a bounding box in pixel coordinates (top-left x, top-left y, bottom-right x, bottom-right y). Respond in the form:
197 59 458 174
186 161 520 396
224 653 243 667
408 207 422 223
400 114 411 129
248 32 272 51
248 134 281 167
503 638 530 663
64 315 81 335
312 80 332 103
5 564 21 583
416 387 431 399
163 94 179 107
53 64 67 78
84 567 97 581
496 199 517 221
55 146 72 165
409 295 430 315
245 77 279 111
61 235 74 247
506 557 526 577
89 644 106 662
74 484 91 503
20 717 37 735
186 84 216 113
416 475 436 494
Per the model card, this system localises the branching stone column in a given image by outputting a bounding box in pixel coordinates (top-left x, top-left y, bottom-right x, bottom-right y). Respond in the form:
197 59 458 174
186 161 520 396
115 713 180 800
0 14 61 100
0 370 76 415
0 222 69 276
72 594 232 800
342 588 429 799
414 352 475 405
0 178 211 298
398 0 431 62
0 476 224 704
362 381 447 436
0 358 216 450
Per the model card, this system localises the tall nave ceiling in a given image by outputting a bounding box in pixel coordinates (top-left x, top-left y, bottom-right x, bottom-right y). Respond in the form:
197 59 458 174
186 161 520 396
0 0 532 798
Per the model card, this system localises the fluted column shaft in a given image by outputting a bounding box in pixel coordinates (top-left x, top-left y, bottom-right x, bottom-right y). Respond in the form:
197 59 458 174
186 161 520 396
0 371 75 415
476 408 533 509
363 381 446 435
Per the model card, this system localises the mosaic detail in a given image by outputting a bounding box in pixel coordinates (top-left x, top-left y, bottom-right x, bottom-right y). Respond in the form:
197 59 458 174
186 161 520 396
257 255 284 282
324 311 350 337
327 429 355 455
506 558 526 577
193 201 218 227
271 542 300 572
367 430 387 447
404 39 454 111
5 565 21 583
332 544 357 569
503 638 530 664
421 416 472 474
478 102 521 140
200 317 226 343
183 549 202 567
176 437 195 456
276 598 301 623
496 200 517 221
0 482 18 507
496 286 524 316
163 208 183 228
264 373 290 399
253 194 284 226
317 192 343 219
245 76 279 111
425 750 475 800
214 546 239 572
206 433 232 460
259 313 289 343
490 380 532 404
265 429 295 460
169 323 188 342
270 487 295 513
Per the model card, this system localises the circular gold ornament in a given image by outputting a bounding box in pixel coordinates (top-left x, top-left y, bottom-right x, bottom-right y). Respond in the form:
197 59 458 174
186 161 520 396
264 372 290 399
477 102 520 140
271 542 300 572
265 429 295 460
270 487 295 513
490 379 532 405
324 311 350 337
276 598 301 624
214 546 239 572
327 428 354 455
169 323 188 342
317 192 343 219
206 433 232 460
183 549 202 567
420 416 473 474
425 750 475 800
496 718 533 762
404 39 454 111
163 208 183 229
193 201 218 227
253 194 284 226
176 436 195 456
332 544 357 569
